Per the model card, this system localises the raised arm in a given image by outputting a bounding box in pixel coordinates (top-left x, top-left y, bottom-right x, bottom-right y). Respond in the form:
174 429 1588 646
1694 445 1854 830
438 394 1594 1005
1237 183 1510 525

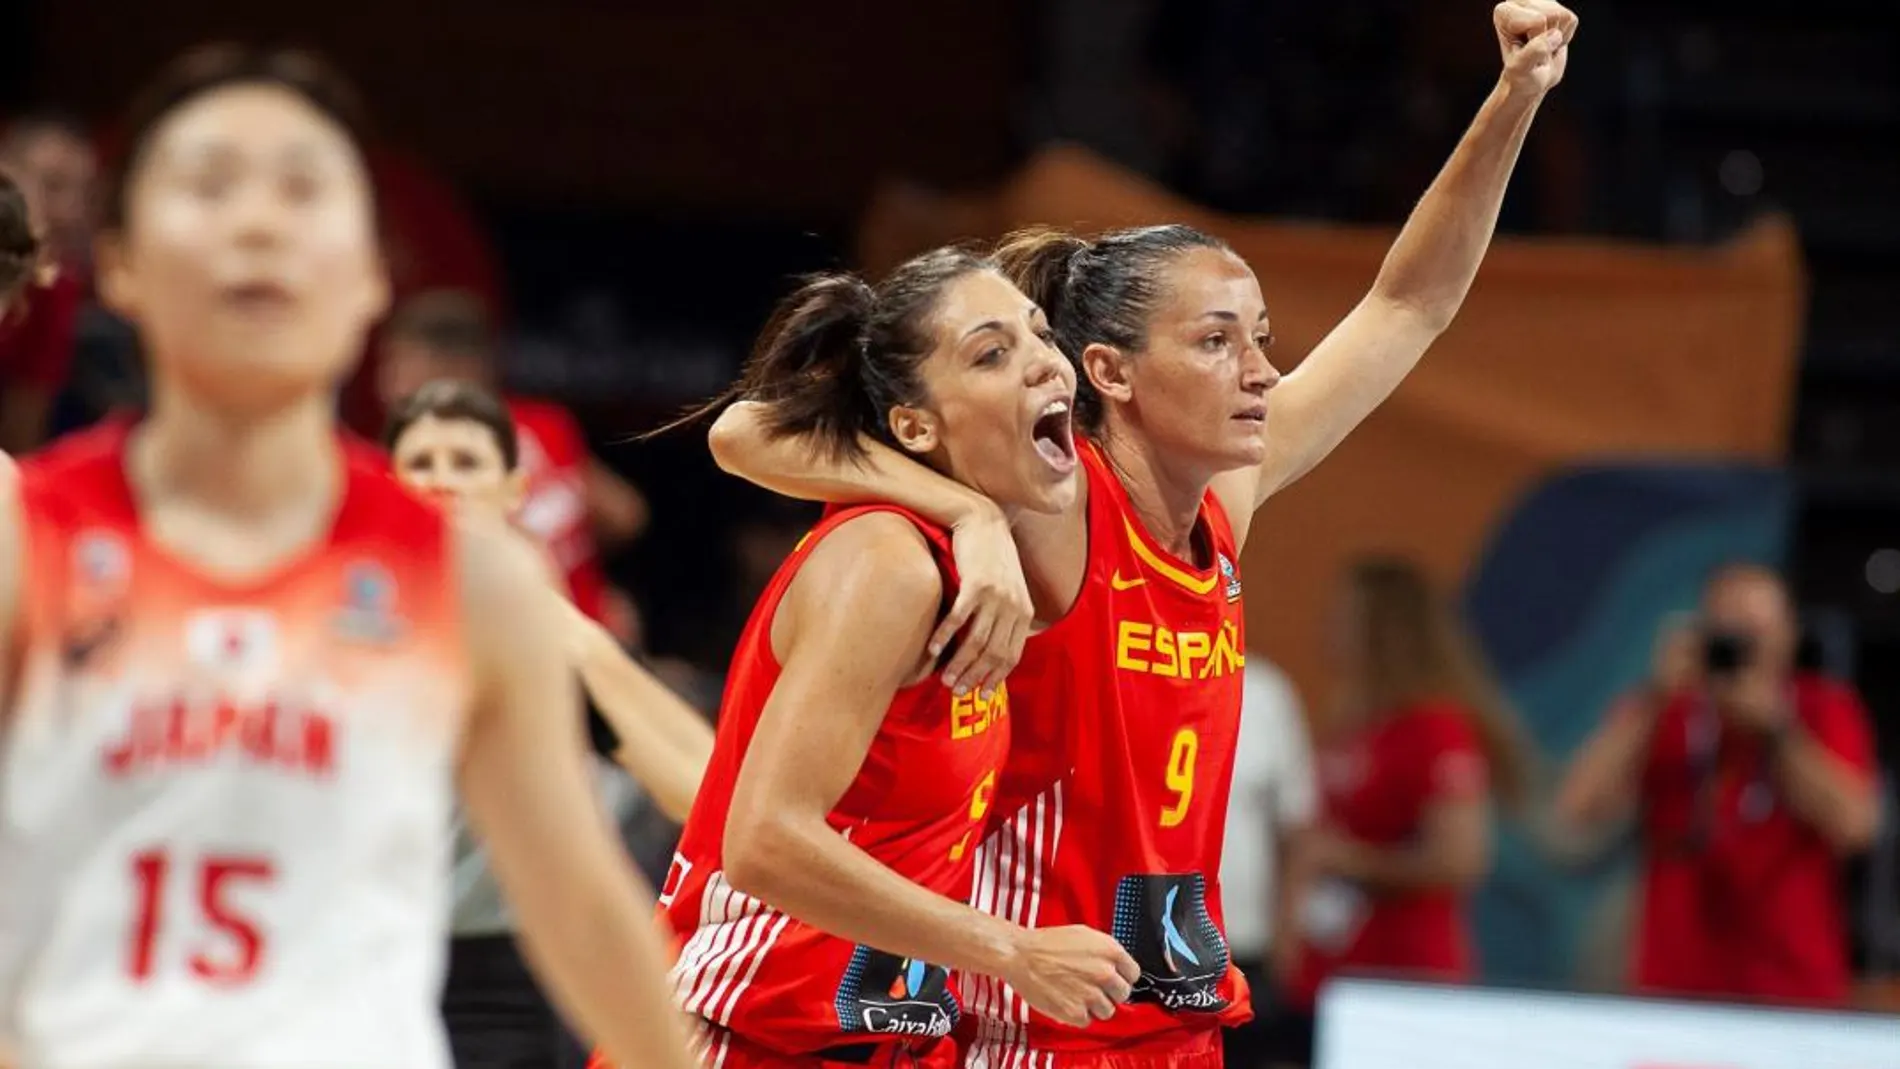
709 400 1033 695
561 600 714 822
724 513 1135 1027
453 519 697 1069
1214 2 1577 536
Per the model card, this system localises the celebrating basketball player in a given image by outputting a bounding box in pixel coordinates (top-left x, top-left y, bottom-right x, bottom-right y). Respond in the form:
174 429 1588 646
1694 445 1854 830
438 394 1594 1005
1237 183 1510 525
704 5 1576 1068
0 47 694 1069
653 250 1137 1069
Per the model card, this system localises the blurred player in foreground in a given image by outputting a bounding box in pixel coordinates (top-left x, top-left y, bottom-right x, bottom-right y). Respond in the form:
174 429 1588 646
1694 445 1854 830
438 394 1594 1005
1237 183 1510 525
0 46 694 1069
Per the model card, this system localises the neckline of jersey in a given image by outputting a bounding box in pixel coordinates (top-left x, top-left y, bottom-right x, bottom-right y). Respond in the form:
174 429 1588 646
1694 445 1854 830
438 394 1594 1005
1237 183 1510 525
100 418 361 597
1080 438 1220 590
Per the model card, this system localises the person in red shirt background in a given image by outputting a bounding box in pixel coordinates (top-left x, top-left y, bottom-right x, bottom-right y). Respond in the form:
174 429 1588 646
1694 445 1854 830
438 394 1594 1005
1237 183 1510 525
1279 557 1534 1064
376 288 648 634
1558 562 1880 1008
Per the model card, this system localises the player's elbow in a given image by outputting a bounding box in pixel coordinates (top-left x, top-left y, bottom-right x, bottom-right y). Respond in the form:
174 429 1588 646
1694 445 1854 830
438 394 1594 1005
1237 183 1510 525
1365 288 1457 341
707 403 764 478
721 803 804 902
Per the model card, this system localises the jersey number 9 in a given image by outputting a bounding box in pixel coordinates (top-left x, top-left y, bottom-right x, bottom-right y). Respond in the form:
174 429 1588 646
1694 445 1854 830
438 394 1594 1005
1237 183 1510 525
128 848 274 985
949 770 998 861
1160 728 1199 828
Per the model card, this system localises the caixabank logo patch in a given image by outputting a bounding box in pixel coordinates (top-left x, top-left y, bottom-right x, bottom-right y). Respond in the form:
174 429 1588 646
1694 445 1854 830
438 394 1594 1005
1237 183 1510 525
1110 873 1231 1013
834 947 958 1038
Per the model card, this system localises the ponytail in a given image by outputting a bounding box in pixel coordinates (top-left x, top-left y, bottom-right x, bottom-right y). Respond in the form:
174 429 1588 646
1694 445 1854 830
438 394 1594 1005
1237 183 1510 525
993 227 1088 325
653 246 993 459
651 273 880 462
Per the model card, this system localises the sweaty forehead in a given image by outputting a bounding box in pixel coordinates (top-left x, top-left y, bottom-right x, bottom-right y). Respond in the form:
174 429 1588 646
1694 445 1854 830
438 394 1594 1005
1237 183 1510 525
145 84 359 167
1152 246 1263 322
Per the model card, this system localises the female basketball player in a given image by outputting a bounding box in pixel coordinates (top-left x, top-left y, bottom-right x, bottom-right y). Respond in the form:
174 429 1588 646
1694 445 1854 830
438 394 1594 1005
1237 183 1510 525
384 377 712 819
0 47 694 1069
703 6 1575 1067
656 250 1138 1069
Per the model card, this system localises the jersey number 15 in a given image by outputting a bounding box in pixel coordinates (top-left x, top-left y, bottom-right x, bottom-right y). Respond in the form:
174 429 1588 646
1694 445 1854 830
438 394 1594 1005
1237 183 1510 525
128 848 274 985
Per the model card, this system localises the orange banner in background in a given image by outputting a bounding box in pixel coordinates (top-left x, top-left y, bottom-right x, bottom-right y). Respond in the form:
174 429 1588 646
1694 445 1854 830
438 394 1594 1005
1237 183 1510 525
858 146 1806 707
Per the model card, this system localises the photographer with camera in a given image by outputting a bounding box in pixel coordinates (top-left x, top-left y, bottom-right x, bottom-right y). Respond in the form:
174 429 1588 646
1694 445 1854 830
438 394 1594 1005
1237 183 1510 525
1556 563 1880 1007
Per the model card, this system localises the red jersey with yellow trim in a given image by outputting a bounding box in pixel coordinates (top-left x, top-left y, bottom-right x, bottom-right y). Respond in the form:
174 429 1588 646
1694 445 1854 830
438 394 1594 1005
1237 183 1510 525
963 440 1248 1063
662 505 1008 1056
0 423 469 1069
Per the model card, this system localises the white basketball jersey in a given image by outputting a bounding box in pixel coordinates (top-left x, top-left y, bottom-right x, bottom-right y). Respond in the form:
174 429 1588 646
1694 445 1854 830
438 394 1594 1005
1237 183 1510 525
0 427 470 1069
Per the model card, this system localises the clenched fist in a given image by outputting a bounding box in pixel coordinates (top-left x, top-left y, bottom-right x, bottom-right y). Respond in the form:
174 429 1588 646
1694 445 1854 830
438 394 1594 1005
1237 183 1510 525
1495 1 1579 94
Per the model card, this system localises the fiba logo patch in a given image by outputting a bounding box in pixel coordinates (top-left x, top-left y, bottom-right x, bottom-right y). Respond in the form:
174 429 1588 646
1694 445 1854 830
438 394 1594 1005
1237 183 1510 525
833 946 957 1038
62 531 132 669
72 531 130 593
1218 553 1241 603
332 561 404 645
1110 873 1232 1013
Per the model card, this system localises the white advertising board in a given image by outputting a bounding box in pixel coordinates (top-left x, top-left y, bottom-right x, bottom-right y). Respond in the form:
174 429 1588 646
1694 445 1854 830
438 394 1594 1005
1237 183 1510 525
1316 980 1898 1069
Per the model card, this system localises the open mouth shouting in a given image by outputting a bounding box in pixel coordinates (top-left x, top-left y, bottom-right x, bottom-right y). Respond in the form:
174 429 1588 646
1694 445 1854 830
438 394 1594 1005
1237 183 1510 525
1032 396 1077 476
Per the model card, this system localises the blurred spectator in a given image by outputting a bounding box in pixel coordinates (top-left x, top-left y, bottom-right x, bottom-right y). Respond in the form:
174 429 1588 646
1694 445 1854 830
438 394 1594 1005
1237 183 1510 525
0 117 88 452
0 172 36 315
376 289 648 632
0 113 96 274
1284 558 1533 1062
1557 563 1880 1007
0 112 149 439
1219 654 1316 1069
341 150 509 436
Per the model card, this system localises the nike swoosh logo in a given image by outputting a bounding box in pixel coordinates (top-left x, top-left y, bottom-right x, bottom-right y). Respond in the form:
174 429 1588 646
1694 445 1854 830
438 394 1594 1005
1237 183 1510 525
1110 571 1146 591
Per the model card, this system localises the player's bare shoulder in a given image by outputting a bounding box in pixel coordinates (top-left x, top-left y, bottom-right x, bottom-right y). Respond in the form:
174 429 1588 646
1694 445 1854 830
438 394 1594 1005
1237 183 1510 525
780 509 945 679
796 510 943 618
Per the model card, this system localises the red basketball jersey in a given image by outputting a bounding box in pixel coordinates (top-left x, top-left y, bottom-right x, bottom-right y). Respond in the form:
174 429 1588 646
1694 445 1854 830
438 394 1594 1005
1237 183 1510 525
662 505 1009 1057
507 398 610 625
963 440 1249 1062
